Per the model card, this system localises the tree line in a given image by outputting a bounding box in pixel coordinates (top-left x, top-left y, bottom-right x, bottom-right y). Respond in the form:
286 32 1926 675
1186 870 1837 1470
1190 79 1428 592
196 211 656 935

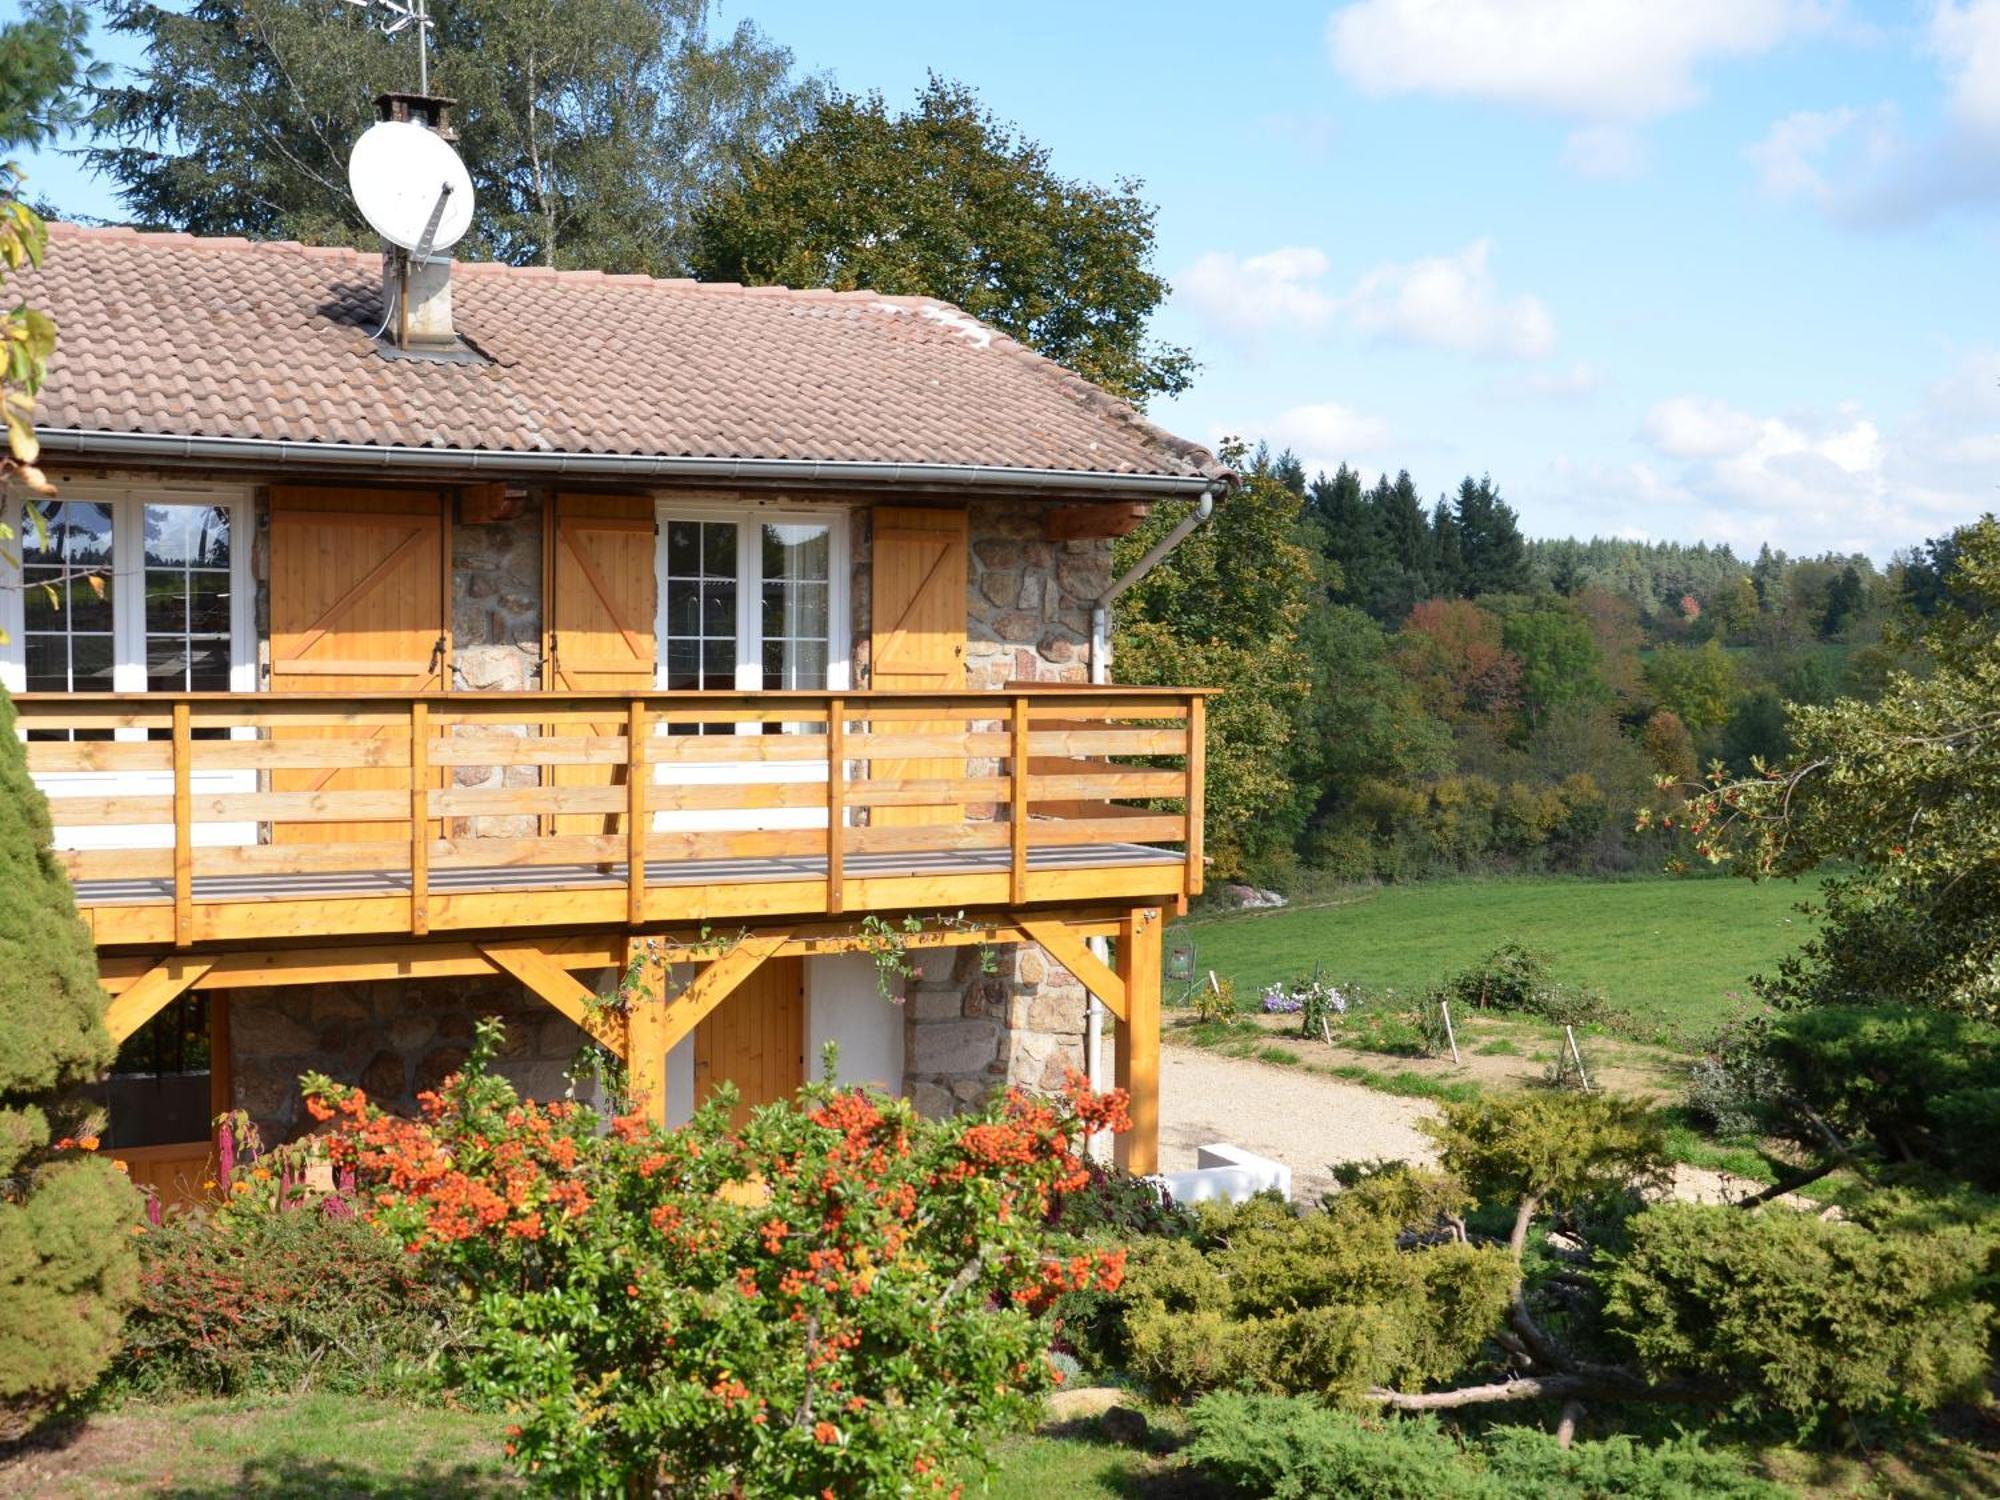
1118 447 1930 885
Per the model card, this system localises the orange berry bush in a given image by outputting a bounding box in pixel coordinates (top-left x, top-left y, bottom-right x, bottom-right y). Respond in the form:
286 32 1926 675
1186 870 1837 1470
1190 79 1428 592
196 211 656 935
301 1020 1130 1497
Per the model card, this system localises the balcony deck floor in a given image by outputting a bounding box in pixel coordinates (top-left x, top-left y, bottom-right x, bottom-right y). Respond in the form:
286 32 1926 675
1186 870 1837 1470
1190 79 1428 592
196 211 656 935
71 841 1184 908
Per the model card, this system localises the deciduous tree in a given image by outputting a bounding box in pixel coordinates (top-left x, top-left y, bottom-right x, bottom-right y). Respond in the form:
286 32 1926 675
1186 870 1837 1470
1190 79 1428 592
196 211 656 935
690 77 1191 406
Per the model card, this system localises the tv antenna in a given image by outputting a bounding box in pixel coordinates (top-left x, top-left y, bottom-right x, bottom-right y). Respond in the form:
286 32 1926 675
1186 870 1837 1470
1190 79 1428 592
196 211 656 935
341 0 435 94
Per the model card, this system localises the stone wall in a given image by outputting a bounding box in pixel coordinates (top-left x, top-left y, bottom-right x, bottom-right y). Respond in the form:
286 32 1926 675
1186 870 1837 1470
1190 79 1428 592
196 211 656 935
229 975 597 1144
901 941 1092 1118
895 506 1116 1115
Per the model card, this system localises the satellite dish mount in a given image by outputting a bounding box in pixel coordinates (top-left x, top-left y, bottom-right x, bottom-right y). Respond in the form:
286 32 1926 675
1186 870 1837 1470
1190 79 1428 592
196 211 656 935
350 92 475 351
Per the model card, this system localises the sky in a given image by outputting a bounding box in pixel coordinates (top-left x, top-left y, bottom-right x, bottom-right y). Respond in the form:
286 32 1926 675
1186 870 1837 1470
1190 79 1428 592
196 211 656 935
12 0 2000 560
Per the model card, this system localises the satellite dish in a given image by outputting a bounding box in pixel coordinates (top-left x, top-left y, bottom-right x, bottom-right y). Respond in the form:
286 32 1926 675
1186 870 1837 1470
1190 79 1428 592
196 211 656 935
348 119 474 258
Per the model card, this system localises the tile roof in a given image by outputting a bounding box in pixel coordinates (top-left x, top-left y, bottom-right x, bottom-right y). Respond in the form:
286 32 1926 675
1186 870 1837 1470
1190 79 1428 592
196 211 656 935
20 224 1224 485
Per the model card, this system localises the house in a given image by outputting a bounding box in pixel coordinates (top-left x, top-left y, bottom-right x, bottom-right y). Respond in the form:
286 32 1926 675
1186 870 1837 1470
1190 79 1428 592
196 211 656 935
5 183 1225 1205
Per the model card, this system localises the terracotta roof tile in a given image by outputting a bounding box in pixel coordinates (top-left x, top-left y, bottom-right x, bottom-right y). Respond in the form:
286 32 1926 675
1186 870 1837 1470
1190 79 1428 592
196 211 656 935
18 223 1224 483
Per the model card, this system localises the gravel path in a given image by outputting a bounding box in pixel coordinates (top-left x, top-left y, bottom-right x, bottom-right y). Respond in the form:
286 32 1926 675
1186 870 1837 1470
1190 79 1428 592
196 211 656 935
1158 1042 1439 1203
1158 1041 1787 1209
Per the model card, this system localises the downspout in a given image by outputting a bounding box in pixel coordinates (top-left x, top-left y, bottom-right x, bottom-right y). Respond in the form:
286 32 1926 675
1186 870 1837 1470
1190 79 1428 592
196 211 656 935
1084 485 1220 1148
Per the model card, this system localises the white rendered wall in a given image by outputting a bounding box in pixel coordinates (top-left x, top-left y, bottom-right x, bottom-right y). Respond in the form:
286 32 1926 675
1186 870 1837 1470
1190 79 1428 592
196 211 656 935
806 953 904 1094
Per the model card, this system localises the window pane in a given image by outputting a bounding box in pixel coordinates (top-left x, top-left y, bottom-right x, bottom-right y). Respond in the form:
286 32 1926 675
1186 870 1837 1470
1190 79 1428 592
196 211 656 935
24 633 66 692
701 582 735 634
20 499 61 565
665 582 699 636
666 521 699 576
145 505 229 568
66 570 114 634
186 640 232 692
59 502 113 568
22 570 60 630
702 521 734 575
70 634 114 691
763 523 830 581
703 639 735 686
188 574 231 636
145 570 188 635
147 636 187 693
665 638 699 692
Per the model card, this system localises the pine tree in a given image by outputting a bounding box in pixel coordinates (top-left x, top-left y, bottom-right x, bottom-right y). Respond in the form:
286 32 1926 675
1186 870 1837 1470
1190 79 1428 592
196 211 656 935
1454 475 1529 598
1431 497 1463 597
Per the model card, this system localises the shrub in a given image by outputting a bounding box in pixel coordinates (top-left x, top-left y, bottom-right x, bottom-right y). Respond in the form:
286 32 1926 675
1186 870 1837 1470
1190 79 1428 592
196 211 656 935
1601 1202 1997 1434
1184 1393 1788 1499
0 688 141 1437
112 1206 467 1399
1422 1091 1668 1232
1115 1186 1515 1399
1436 943 1615 1029
1757 1004 2000 1187
305 1021 1131 1497
1193 974 1237 1023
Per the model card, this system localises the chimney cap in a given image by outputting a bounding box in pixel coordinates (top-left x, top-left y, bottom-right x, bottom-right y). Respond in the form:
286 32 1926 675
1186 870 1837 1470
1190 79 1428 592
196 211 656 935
374 91 458 138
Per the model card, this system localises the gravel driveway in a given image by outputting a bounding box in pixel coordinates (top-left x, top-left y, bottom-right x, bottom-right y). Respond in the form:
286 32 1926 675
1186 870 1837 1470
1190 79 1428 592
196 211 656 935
1158 1042 1439 1203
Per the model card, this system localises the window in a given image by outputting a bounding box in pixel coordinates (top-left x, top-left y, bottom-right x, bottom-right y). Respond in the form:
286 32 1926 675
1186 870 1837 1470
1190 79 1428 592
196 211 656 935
655 506 848 722
2 486 253 702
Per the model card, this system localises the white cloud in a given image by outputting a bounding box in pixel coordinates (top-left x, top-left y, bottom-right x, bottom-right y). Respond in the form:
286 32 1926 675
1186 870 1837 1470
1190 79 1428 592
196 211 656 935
1327 0 1817 122
1343 240 1556 358
1561 125 1645 180
1618 360 2000 555
1177 239 1555 360
1264 401 1394 458
1177 246 1337 335
1749 2 2000 225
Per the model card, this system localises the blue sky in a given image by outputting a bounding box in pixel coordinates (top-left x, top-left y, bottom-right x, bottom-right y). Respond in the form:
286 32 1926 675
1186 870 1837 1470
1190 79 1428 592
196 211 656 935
14 1 2000 558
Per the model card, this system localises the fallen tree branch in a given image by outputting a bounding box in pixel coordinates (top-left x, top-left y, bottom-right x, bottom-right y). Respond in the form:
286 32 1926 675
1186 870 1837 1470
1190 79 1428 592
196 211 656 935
1366 1372 1718 1411
1735 1156 1843 1210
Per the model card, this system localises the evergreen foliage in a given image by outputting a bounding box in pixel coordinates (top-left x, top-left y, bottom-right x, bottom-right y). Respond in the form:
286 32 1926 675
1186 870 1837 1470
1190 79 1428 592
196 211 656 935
1603 1203 1996 1433
0 691 139 1436
0 1 93 154
1113 1188 1516 1400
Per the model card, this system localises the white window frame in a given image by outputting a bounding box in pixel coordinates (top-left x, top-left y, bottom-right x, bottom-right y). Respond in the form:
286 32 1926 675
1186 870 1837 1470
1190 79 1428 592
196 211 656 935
2 480 258 852
651 499 851 701
0 479 256 696
650 499 851 833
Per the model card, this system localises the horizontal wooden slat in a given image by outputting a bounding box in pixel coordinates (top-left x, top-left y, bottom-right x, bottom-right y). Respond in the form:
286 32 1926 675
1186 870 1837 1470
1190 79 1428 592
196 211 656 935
429 735 626 766
201 790 409 823
647 735 830 764
434 833 624 869
845 823 1013 856
197 739 410 770
645 828 826 861
649 780 829 812
196 840 412 877
1029 815 1186 846
56 847 174 879
1029 729 1185 755
1030 771 1185 799
848 777 1010 808
39 795 175 826
27 742 173 772
847 731 1010 758
433 784 627 818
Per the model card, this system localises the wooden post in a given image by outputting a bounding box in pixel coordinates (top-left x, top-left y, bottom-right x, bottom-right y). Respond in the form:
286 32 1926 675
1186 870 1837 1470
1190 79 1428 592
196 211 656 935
625 939 668 1127
1186 694 1206 896
409 700 430 936
1440 998 1460 1064
1009 694 1030 904
171 700 192 948
825 697 845 914
1114 905 1162 1175
207 994 233 1122
626 699 648 925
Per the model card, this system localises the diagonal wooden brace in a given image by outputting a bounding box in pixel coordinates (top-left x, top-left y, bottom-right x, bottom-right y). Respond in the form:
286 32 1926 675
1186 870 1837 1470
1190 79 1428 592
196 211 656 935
1018 918 1127 1021
103 957 214 1046
480 941 627 1054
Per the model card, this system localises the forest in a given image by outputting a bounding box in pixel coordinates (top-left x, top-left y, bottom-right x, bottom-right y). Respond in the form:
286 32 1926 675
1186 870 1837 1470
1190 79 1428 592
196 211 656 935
1116 445 1933 887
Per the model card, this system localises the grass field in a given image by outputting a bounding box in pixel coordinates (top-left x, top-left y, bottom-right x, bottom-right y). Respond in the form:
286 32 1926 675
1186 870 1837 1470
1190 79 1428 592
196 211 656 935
1175 875 1821 1036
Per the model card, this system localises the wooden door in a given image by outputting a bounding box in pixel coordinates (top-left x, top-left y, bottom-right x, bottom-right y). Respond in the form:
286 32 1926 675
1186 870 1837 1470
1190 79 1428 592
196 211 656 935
548 495 657 836
868 507 968 826
693 957 805 1127
267 487 447 843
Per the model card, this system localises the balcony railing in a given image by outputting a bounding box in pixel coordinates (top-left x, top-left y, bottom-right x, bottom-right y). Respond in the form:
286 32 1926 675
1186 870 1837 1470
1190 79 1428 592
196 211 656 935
15 688 1208 946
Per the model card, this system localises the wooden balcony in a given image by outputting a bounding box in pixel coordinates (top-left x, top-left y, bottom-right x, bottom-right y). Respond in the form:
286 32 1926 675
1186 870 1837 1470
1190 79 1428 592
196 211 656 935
17 688 1208 951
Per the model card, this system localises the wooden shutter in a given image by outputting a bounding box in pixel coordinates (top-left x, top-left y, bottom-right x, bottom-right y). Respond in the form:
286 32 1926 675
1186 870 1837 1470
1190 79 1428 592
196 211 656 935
694 956 804 1128
548 494 657 836
868 507 968 827
267 486 447 843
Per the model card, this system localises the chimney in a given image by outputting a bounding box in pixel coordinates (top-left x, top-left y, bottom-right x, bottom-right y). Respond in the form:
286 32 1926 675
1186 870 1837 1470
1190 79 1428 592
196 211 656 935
374 91 462 352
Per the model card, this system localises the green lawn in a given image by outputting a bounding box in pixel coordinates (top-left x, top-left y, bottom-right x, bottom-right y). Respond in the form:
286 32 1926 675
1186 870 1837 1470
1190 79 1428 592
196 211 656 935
1175 875 1821 1036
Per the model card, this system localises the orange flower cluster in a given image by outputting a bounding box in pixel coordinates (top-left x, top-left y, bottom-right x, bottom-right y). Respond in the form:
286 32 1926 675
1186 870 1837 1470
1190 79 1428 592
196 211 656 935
1011 1247 1128 1314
